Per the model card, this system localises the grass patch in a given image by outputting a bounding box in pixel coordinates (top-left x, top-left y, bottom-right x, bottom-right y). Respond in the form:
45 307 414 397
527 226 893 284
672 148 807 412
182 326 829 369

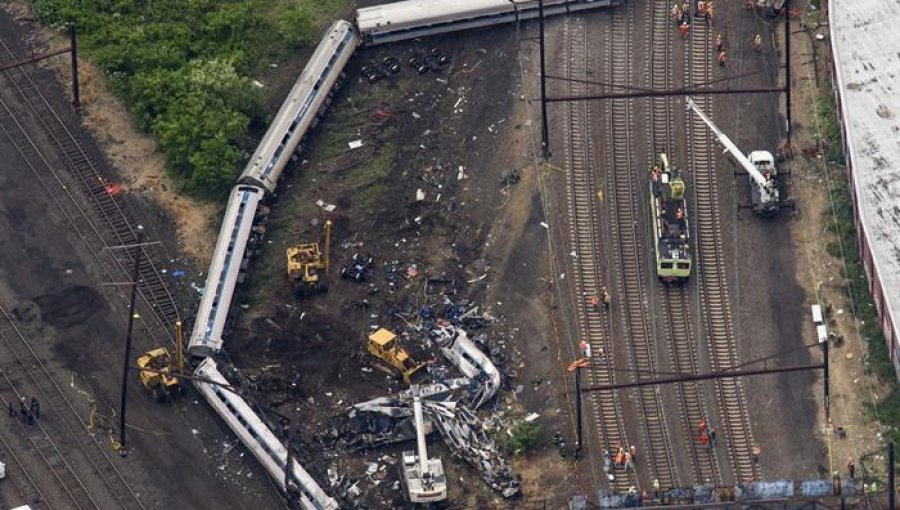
816 90 899 444
347 145 396 211
34 0 354 199
814 94 846 164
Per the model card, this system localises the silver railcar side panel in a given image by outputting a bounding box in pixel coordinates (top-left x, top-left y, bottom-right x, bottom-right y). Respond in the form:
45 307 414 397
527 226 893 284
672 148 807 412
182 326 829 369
188 186 263 357
357 0 620 45
194 358 340 510
239 20 360 193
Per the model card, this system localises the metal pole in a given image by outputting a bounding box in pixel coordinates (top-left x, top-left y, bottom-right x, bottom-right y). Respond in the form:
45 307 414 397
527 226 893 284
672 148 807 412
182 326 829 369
69 25 80 109
581 361 825 392
824 338 830 423
538 0 550 159
545 86 785 103
284 425 294 500
890 442 895 510
118 226 144 455
784 0 792 146
574 366 583 459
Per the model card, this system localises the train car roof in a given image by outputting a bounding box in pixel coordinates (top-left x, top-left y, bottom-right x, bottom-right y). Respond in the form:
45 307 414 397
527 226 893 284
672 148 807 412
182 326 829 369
357 0 568 32
830 0 900 343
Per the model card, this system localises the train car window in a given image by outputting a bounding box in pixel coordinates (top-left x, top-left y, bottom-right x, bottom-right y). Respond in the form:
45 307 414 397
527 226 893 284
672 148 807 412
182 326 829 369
678 263 690 269
661 262 674 269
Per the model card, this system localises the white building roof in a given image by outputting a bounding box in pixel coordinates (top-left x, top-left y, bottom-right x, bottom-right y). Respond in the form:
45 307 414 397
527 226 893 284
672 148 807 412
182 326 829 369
830 0 900 341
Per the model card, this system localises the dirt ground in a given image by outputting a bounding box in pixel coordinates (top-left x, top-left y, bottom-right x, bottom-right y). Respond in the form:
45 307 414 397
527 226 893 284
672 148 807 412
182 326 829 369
0 10 286 510
4 0 890 509
225 24 579 507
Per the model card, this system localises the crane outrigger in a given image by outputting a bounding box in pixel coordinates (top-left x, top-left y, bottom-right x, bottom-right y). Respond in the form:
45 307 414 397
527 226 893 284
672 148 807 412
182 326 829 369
686 97 792 216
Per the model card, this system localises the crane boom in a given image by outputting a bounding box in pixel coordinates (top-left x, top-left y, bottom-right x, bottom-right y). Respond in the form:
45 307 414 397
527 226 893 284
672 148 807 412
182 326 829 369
412 388 429 477
685 98 779 203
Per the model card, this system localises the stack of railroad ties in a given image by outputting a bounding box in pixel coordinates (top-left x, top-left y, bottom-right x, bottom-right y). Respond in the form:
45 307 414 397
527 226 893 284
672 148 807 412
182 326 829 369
179 0 625 508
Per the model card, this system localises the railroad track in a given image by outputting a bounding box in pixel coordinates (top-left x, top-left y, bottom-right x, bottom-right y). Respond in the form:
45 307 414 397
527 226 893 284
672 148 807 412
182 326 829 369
647 3 722 486
603 0 679 490
0 303 148 509
0 420 49 508
561 16 633 492
0 37 180 346
685 20 759 484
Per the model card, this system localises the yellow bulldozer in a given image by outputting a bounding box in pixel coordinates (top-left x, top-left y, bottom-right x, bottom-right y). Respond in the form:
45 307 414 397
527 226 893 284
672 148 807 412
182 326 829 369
136 347 181 401
367 328 426 385
287 219 332 298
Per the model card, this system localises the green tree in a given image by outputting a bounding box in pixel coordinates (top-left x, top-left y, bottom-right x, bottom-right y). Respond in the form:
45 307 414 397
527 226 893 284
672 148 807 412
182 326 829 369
507 421 542 456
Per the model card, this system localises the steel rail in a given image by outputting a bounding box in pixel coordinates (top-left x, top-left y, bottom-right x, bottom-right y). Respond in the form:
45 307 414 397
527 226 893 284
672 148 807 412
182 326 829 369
562 15 633 492
605 0 678 490
685 21 759 484
647 2 723 487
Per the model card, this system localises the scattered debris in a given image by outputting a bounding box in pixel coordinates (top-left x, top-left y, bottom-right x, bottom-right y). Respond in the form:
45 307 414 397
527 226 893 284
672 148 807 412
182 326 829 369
315 199 337 212
348 140 364 150
498 168 521 186
341 253 374 282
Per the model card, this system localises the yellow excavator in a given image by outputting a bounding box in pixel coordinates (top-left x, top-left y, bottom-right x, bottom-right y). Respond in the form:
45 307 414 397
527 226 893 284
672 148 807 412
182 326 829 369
287 220 332 298
137 348 181 401
136 322 184 402
366 328 426 385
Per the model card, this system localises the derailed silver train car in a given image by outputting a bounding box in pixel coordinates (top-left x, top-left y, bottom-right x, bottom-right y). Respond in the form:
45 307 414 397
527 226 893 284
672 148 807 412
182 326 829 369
188 185 264 357
194 357 340 510
239 20 360 193
356 0 623 45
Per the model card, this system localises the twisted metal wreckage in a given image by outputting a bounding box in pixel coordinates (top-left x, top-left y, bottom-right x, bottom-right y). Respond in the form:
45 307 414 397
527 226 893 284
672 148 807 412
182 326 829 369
333 324 521 498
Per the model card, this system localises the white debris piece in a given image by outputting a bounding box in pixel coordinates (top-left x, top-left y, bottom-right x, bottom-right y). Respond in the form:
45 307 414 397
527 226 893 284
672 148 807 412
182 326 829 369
416 188 426 202
316 199 337 212
348 139 364 149
524 412 540 423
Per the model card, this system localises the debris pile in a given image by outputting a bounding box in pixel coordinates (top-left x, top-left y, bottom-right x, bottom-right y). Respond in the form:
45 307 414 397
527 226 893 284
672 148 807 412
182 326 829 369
430 324 500 409
328 397 429 451
426 400 520 498
331 395 520 499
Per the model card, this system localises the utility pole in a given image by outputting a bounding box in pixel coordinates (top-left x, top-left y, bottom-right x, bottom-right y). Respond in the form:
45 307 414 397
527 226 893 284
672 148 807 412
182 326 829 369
890 442 896 510
538 0 550 159
568 358 589 459
784 0 792 147
823 337 830 423
69 24 80 108
284 424 294 501
118 225 144 456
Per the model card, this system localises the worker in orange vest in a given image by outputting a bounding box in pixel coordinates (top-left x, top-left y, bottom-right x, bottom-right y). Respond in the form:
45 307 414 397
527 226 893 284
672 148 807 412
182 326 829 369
679 21 690 38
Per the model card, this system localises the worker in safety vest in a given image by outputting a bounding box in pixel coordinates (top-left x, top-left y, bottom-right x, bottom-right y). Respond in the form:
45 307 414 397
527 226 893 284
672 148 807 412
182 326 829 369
718 50 727 67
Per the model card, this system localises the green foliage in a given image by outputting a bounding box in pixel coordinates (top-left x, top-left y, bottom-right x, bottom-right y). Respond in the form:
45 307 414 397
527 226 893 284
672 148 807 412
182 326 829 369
506 421 542 456
814 94 846 163
33 0 347 199
816 94 898 437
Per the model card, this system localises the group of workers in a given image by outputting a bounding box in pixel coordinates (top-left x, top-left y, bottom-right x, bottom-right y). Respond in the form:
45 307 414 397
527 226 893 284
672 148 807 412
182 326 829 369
698 418 718 448
673 1 715 39
673 1 767 69
604 444 639 473
8 396 40 425
589 287 612 312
